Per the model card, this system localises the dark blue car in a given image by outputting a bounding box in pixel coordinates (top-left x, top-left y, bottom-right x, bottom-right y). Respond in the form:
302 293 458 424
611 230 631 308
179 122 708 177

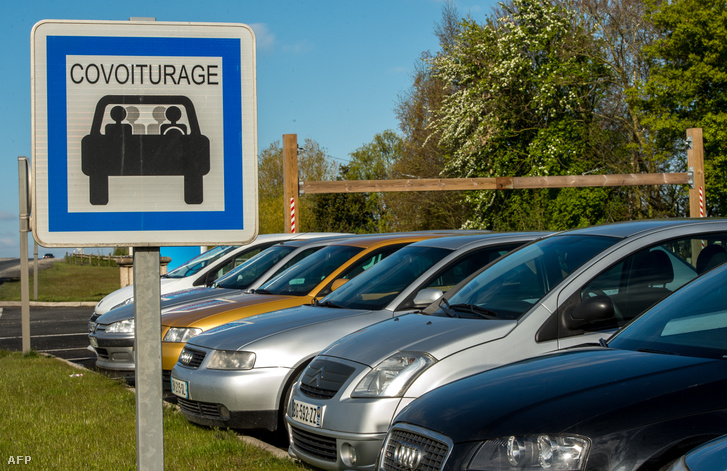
380 259 727 471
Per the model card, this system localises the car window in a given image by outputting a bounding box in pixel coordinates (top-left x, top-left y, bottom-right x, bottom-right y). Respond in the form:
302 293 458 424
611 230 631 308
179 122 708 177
259 246 364 296
322 246 452 310
201 243 275 286
427 235 619 320
315 244 411 298
165 245 237 278
214 245 296 290
555 235 727 338
422 244 521 294
609 265 727 360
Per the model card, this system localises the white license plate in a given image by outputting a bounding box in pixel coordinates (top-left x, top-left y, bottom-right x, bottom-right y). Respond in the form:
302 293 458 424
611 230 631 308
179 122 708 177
171 377 189 399
89 336 98 348
291 399 323 427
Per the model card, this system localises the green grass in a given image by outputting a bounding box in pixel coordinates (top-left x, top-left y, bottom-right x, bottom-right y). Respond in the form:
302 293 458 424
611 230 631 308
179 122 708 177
0 350 309 470
0 262 120 302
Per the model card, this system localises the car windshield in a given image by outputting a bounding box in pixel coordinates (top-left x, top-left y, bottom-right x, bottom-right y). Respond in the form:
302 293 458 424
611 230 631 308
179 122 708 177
164 245 237 278
320 246 452 310
257 245 364 296
214 245 296 290
428 235 618 320
608 264 727 360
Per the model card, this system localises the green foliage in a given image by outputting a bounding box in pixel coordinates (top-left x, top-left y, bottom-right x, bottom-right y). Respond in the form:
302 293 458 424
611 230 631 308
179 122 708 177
636 0 727 215
428 0 625 230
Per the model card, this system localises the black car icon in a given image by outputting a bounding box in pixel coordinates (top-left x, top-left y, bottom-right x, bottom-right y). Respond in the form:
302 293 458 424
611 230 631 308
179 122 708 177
81 95 211 205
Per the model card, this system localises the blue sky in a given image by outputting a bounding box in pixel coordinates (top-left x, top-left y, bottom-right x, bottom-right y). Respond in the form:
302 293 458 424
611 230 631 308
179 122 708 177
0 0 498 259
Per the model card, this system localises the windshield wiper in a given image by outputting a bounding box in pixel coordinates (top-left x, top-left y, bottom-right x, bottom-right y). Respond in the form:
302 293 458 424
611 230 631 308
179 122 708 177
313 299 344 309
251 288 273 295
599 338 608 348
439 297 459 318
449 303 499 320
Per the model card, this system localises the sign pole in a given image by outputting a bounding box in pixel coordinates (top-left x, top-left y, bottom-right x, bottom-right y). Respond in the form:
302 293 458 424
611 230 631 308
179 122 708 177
133 247 164 470
18 157 31 353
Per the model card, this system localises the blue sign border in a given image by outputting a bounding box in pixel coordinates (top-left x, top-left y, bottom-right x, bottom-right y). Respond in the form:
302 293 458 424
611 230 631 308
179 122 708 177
46 36 244 232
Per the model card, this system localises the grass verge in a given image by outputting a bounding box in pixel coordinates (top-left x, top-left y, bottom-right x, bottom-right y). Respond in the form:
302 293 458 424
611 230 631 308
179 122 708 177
0 350 308 470
0 262 119 302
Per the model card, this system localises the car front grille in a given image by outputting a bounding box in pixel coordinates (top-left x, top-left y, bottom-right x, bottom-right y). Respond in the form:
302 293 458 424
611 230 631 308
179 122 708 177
380 424 452 471
290 425 337 462
178 347 207 368
299 359 355 399
177 397 222 418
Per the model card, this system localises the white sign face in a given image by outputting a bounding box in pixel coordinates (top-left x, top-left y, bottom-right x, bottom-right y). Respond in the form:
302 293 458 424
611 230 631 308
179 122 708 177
31 20 258 247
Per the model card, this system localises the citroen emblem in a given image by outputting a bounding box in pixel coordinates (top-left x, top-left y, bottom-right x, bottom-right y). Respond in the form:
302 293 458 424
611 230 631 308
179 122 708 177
393 442 423 470
309 365 326 387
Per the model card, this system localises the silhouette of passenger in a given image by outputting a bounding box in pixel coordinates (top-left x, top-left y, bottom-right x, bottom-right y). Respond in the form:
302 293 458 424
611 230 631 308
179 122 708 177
125 106 145 134
160 106 187 135
105 106 132 137
148 105 167 135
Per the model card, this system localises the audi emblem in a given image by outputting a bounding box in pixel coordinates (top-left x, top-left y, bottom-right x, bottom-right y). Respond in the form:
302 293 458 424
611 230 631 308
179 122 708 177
393 442 423 470
179 350 194 366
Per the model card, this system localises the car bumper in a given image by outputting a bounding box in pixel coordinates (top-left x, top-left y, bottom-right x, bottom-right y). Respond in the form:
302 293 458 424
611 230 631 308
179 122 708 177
171 363 292 431
285 395 406 471
88 332 135 372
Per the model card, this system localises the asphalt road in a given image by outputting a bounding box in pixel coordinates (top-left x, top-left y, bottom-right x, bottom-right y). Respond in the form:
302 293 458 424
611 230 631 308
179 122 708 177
0 305 96 369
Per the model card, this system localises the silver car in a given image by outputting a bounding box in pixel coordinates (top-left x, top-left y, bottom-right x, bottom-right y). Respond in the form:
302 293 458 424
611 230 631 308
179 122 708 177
88 236 349 374
286 219 727 471
170 233 545 432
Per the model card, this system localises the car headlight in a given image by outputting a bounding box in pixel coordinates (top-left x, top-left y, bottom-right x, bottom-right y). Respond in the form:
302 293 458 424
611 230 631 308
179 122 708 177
469 435 590 470
206 350 256 370
352 352 435 398
163 327 203 343
105 318 135 333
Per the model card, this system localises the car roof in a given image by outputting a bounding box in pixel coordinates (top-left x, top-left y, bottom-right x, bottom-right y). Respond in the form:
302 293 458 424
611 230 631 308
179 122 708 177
324 232 460 249
406 232 551 250
556 218 727 239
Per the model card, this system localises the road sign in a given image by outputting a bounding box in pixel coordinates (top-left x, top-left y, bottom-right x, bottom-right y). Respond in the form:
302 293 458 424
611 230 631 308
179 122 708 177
31 20 258 247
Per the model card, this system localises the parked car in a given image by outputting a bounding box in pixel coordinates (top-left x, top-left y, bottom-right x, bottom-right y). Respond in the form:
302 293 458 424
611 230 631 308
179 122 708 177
666 435 727 471
286 219 727 471
91 232 337 318
380 260 727 471
170 232 546 432
88 235 351 375
155 233 448 384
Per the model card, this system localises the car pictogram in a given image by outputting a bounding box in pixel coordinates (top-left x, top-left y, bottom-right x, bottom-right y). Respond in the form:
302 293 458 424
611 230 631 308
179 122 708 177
81 95 211 205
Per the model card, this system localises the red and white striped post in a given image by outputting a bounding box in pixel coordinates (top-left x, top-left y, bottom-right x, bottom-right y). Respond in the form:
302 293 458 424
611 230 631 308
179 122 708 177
290 197 296 233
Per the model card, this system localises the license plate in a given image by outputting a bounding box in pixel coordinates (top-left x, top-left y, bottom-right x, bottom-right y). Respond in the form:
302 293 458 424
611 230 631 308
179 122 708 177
171 377 189 399
291 399 323 427
89 336 98 348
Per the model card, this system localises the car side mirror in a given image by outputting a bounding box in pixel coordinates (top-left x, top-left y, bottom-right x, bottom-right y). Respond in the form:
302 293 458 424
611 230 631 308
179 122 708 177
565 295 615 330
412 288 444 308
330 278 349 292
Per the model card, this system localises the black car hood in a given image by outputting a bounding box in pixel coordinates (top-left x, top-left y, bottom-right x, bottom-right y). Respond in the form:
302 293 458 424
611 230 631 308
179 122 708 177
396 347 727 443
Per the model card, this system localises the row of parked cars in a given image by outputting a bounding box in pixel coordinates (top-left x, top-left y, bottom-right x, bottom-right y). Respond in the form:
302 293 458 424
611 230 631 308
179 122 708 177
88 220 727 471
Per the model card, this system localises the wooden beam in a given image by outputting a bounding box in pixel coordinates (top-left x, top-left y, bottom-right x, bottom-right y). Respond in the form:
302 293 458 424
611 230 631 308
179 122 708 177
283 134 298 233
687 128 706 218
300 173 691 194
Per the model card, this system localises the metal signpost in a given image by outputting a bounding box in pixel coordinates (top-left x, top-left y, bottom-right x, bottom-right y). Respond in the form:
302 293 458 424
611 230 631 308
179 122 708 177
31 19 258 469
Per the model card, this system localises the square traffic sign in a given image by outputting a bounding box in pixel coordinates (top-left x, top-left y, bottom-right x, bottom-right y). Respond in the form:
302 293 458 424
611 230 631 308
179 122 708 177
32 20 258 247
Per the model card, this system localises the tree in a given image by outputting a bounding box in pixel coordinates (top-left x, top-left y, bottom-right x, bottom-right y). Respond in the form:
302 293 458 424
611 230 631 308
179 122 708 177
635 0 727 216
428 0 627 230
